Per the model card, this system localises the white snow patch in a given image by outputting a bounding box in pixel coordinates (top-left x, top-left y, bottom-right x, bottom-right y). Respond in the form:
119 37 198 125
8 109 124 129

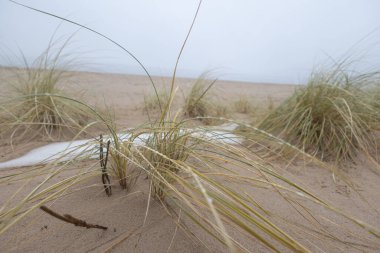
0 123 240 169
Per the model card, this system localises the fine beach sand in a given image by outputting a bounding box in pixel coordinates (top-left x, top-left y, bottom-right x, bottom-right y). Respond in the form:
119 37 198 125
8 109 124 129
0 68 379 252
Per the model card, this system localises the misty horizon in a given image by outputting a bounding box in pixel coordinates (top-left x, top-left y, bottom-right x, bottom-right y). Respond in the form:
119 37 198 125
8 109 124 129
1 0 380 84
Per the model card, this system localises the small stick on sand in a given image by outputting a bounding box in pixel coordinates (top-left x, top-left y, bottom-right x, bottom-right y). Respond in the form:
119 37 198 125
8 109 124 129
40 205 108 230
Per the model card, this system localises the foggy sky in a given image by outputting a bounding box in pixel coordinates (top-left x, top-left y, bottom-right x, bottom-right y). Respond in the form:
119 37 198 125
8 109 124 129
1 0 380 84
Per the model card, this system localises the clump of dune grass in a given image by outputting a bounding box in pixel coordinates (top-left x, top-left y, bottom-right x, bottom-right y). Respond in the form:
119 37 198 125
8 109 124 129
143 89 169 112
183 76 232 125
202 102 231 125
108 132 141 191
234 95 253 114
0 41 99 143
258 65 380 162
183 76 215 119
214 102 230 117
142 120 195 201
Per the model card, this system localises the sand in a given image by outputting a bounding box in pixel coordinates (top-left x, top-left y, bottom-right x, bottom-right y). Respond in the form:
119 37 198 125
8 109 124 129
0 68 379 253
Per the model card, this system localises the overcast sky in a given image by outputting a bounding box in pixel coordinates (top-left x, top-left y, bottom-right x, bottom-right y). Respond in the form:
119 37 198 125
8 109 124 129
1 0 380 84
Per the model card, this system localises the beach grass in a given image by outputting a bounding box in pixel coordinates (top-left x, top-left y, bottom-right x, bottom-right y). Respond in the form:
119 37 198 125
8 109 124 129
0 41 100 143
143 89 170 112
183 76 215 119
233 95 253 114
257 65 380 162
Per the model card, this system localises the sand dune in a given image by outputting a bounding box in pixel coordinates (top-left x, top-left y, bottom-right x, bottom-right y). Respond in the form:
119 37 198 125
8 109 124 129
0 69 379 253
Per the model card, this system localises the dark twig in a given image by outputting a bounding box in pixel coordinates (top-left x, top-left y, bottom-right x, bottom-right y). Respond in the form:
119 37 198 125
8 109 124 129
100 135 112 196
40 205 107 230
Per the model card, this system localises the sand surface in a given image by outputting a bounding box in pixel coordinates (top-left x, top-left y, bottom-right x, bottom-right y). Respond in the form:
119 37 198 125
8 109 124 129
0 68 379 253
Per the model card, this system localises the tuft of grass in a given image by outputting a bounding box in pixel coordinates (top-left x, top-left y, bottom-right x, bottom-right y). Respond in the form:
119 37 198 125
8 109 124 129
183 76 215 119
142 121 195 201
109 136 141 191
214 102 230 117
234 95 253 114
203 102 231 126
0 42 99 143
183 76 231 125
258 66 380 162
143 89 169 112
